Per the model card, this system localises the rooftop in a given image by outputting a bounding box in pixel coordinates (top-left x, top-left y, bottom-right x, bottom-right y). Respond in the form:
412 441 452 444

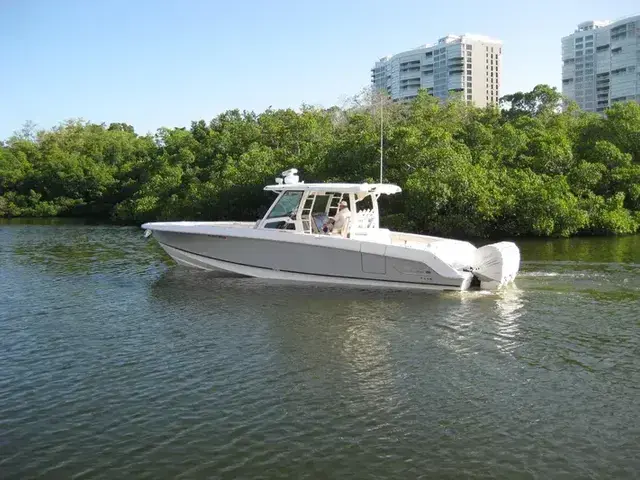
576 20 612 31
567 13 640 35
374 33 502 64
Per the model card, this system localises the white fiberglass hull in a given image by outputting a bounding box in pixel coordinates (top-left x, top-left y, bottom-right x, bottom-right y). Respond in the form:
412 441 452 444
142 221 520 291
160 243 464 291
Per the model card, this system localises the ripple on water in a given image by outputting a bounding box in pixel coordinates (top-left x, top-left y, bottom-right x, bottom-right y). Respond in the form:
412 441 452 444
1 224 640 478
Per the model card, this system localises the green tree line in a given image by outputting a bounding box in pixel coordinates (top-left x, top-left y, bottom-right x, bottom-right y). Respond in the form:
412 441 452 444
1 84 639 237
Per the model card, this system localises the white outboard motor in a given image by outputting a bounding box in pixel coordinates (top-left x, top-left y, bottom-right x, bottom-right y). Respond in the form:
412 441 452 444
472 241 521 290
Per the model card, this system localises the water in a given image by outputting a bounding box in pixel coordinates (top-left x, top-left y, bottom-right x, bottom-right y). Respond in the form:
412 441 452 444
1 220 639 479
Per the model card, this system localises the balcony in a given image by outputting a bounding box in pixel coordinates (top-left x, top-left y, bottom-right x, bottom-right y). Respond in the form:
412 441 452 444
611 96 630 104
611 32 628 43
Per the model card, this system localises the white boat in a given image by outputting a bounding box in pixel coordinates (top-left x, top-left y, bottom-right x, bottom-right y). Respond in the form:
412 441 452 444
142 168 520 291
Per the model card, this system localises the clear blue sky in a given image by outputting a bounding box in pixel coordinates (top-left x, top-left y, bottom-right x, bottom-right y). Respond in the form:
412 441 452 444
1 0 637 139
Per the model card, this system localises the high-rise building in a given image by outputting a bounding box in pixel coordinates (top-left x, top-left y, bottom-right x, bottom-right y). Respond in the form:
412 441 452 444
562 15 640 113
371 34 502 107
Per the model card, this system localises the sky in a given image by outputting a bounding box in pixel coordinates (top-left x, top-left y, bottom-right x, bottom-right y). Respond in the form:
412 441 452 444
0 0 637 139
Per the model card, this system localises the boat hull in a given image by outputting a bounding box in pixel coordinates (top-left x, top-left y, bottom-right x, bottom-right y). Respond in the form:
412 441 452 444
160 243 470 291
149 229 472 291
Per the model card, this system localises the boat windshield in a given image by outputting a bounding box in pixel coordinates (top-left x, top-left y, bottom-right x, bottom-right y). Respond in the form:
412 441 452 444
267 190 303 218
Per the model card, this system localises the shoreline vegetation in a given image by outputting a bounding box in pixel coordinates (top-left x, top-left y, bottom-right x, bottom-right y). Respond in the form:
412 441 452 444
1 85 639 238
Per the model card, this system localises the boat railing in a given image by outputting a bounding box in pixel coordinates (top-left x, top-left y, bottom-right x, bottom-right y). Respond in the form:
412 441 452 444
354 208 376 229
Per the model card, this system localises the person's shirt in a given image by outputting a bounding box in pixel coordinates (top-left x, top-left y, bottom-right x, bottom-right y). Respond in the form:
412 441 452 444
332 208 351 232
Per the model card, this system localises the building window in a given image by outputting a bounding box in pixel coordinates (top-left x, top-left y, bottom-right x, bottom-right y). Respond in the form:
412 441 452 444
466 45 472 50
467 75 472 81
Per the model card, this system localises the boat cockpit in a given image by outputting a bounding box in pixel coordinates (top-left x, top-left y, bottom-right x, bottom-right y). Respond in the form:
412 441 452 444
257 169 401 238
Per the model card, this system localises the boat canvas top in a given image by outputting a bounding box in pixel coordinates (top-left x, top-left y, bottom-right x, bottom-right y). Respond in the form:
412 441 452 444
263 168 400 195
264 182 402 195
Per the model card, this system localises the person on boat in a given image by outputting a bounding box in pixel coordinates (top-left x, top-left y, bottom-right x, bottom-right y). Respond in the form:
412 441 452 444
323 200 351 236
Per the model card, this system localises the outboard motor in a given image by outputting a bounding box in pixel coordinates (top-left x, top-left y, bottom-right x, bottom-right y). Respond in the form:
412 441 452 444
472 241 521 290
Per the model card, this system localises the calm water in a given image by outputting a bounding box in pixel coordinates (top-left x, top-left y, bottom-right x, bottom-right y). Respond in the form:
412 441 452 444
1 220 639 479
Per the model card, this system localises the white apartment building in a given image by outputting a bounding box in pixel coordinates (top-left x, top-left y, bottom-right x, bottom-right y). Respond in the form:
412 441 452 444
371 34 502 107
562 15 640 113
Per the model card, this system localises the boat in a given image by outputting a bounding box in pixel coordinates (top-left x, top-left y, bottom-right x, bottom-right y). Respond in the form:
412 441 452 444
142 168 520 291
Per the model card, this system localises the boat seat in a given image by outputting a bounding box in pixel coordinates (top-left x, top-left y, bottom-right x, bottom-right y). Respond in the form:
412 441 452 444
330 215 351 237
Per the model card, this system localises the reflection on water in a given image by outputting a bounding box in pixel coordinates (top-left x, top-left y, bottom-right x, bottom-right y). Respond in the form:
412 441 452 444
431 286 525 357
493 286 525 354
1 221 639 479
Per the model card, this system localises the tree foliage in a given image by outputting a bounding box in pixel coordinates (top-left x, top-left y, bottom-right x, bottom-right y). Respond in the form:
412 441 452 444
1 85 639 237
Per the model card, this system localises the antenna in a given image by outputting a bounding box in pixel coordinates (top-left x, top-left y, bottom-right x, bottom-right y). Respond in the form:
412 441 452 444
379 91 384 184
